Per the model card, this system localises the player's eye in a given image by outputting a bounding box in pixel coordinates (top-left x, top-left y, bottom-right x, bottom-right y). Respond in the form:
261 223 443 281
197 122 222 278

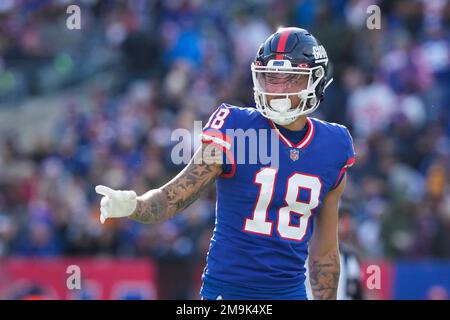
263 73 305 84
264 73 292 83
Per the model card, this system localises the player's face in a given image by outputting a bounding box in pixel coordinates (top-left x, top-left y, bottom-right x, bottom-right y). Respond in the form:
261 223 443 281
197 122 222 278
257 72 309 109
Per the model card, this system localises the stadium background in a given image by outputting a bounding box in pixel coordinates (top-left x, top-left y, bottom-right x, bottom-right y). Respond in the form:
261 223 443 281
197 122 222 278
0 0 449 299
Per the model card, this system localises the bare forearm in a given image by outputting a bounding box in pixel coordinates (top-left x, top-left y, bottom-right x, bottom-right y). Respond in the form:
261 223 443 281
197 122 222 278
309 250 340 300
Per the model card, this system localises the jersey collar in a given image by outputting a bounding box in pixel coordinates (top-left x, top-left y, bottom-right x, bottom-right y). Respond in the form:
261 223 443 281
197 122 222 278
268 117 315 149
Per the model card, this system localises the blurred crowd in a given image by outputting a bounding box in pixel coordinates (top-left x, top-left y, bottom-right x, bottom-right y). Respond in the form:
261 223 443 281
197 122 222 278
0 0 450 298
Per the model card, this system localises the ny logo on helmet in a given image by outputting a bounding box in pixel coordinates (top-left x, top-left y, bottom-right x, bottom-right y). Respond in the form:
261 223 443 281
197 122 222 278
312 45 327 60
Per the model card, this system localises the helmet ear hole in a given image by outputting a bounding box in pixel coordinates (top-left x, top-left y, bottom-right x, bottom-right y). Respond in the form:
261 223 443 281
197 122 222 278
314 68 323 78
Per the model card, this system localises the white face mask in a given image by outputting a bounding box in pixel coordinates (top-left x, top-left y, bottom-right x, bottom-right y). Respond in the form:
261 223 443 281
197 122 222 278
251 60 331 125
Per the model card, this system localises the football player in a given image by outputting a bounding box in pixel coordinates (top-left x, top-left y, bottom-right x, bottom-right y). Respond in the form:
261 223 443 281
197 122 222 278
96 27 356 300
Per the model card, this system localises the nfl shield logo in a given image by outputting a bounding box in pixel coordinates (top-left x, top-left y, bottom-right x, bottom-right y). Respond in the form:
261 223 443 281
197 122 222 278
290 148 300 161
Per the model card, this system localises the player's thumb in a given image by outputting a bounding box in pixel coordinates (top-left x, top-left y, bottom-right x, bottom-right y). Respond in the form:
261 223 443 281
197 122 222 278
95 185 116 198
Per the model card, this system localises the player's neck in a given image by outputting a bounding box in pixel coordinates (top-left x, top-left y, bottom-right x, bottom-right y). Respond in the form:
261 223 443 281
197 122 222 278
279 116 308 131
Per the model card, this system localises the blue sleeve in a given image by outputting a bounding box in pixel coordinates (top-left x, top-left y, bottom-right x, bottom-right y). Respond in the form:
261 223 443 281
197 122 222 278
201 104 235 177
343 127 356 165
332 126 356 189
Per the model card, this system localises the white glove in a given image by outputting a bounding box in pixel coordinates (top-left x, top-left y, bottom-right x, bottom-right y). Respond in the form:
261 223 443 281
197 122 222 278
95 185 137 224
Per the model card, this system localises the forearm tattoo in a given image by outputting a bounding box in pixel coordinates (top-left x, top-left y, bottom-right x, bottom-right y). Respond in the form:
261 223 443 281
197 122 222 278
309 252 340 300
128 144 222 224
128 189 168 224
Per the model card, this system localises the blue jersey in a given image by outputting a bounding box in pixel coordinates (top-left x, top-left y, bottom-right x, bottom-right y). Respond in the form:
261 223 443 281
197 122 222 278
200 104 356 300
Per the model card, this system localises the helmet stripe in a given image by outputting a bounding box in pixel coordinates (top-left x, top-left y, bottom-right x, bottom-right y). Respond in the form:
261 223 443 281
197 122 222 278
275 30 291 60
